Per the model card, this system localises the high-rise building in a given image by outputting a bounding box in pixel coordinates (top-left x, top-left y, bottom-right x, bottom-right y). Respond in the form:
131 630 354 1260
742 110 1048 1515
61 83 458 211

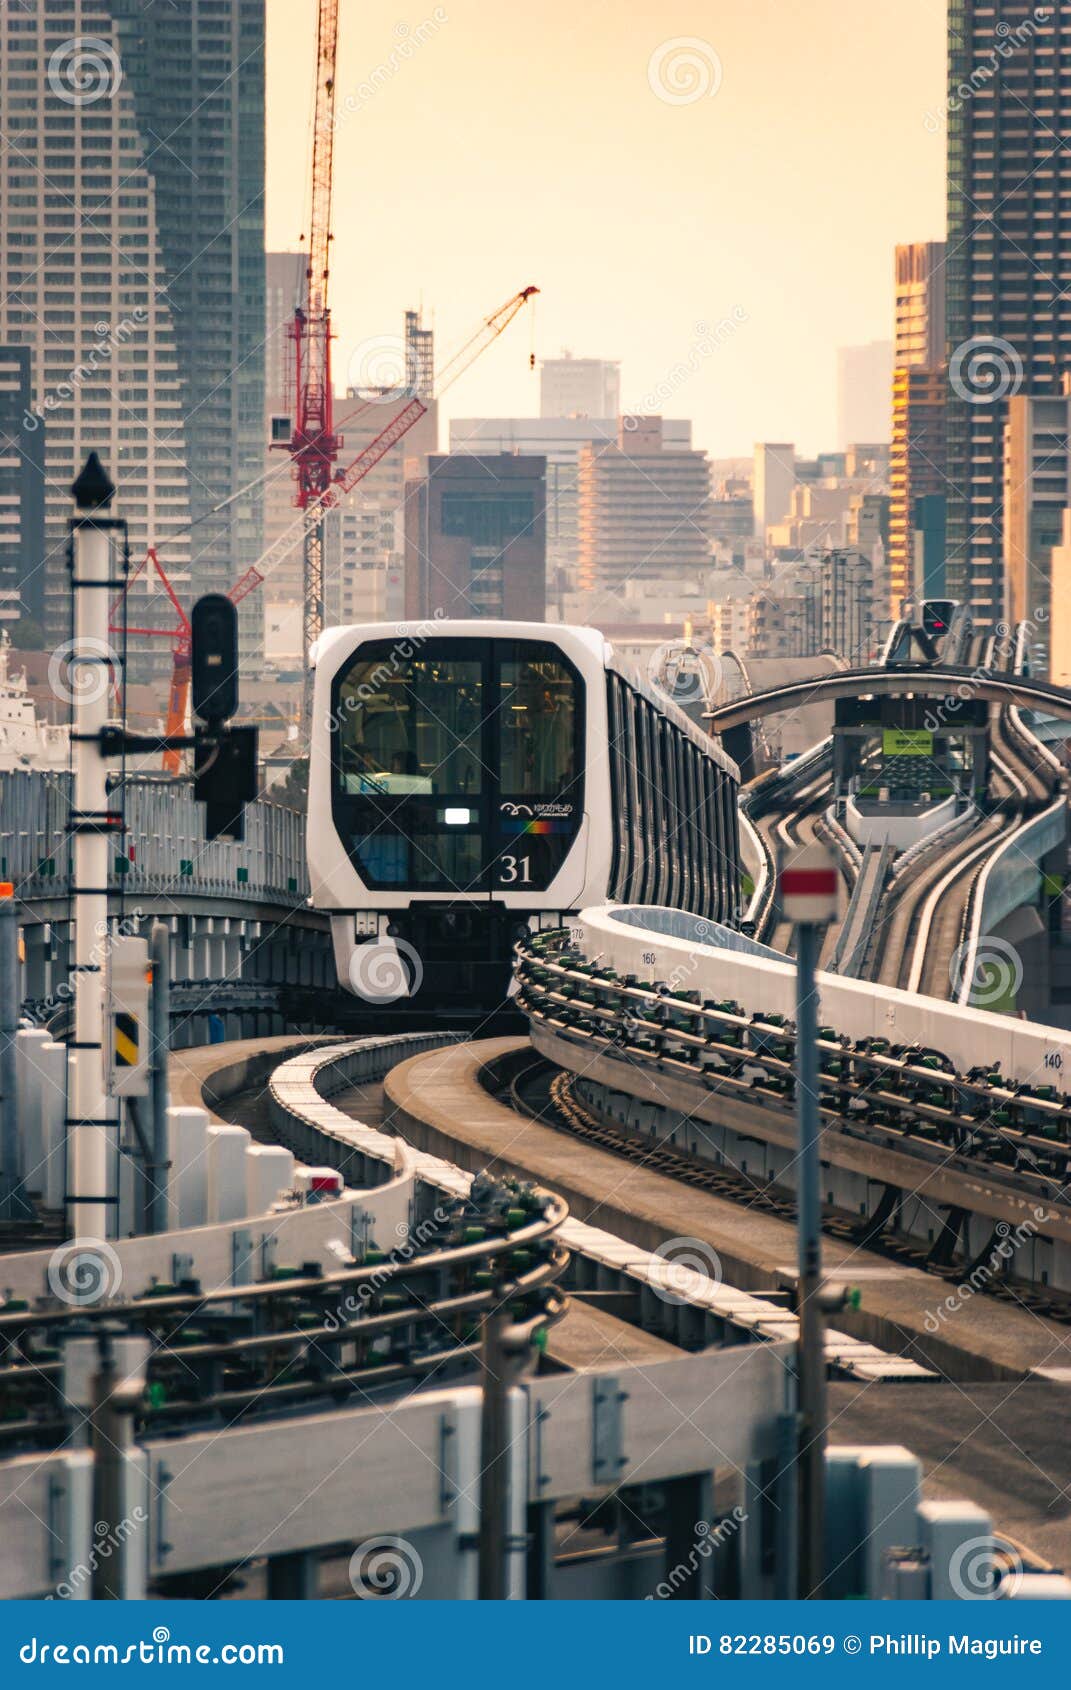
576 418 711 593
1003 391 1071 674
913 493 948 604
262 252 307 614
0 347 45 628
946 2 1069 629
836 342 893 449
449 416 692 597
0 0 266 660
404 454 546 621
540 355 620 420
820 548 874 663
889 242 948 616
753 444 796 540
895 241 947 368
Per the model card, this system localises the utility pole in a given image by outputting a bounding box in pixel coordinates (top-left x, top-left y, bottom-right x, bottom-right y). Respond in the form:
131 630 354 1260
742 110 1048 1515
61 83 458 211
478 1306 544 1599
67 454 124 1243
778 842 838 1600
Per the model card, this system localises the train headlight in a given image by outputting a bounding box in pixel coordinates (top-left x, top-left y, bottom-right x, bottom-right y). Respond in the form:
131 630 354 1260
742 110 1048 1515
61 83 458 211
443 807 472 826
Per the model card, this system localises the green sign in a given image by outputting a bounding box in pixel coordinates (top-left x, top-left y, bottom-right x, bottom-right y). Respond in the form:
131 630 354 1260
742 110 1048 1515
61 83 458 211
882 728 934 758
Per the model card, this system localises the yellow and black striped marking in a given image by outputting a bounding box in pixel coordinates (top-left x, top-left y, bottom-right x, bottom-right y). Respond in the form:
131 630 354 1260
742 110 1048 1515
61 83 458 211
114 1012 139 1068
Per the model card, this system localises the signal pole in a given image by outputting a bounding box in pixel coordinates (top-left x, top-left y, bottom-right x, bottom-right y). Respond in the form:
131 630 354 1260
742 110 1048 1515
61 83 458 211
778 841 838 1600
67 454 124 1242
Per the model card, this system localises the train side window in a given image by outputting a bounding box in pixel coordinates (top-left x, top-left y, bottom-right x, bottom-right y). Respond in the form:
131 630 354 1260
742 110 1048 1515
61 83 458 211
673 729 691 911
692 750 711 916
606 675 629 900
638 700 660 904
620 685 644 903
721 772 739 924
714 766 730 923
661 718 681 909
695 757 712 919
682 739 700 913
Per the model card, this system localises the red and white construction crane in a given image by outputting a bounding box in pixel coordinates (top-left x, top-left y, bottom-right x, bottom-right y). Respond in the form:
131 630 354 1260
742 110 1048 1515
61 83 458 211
275 0 341 727
275 0 537 726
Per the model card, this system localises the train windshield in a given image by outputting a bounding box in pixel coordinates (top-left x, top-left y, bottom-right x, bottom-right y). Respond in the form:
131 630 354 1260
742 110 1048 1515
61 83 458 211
331 637 584 892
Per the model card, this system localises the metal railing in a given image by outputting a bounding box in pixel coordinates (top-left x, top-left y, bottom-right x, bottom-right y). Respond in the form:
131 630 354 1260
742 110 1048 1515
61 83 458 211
0 771 308 907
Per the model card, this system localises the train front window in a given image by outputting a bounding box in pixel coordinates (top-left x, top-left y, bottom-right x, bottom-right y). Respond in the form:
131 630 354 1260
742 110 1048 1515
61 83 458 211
335 654 485 796
498 656 576 795
331 637 584 893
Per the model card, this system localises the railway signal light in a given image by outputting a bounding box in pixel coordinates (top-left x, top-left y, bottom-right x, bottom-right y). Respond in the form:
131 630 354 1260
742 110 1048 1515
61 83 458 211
194 725 258 842
191 593 239 726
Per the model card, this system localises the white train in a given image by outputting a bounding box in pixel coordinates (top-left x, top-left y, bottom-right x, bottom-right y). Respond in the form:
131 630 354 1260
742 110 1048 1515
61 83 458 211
307 621 741 1012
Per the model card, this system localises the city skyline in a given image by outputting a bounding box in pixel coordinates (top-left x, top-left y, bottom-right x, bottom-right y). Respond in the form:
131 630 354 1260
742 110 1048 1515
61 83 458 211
264 0 947 461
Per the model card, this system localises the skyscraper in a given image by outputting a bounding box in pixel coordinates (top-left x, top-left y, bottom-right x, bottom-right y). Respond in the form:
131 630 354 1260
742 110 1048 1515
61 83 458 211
576 418 711 594
540 355 620 420
945 1 1068 629
0 1 265 658
0 347 45 629
836 342 893 450
753 444 796 541
889 241 947 615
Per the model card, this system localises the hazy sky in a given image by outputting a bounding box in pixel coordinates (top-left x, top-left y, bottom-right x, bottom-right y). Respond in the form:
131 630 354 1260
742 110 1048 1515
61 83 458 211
265 0 947 460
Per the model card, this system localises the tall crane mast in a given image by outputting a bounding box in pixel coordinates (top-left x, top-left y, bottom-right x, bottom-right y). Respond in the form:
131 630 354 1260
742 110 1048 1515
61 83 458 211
259 286 539 623
278 0 341 728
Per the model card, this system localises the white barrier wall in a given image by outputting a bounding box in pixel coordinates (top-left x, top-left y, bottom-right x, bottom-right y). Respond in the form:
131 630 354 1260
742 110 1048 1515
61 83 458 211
575 905 1071 1086
206 1123 253 1223
169 1105 210 1229
246 1143 295 1215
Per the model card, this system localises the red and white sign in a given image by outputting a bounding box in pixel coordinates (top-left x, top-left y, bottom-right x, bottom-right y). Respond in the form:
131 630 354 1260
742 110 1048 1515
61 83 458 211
779 843 839 926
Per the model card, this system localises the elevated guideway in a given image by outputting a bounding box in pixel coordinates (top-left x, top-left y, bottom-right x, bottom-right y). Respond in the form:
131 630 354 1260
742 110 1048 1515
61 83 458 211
515 906 1071 1300
737 623 1067 1008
